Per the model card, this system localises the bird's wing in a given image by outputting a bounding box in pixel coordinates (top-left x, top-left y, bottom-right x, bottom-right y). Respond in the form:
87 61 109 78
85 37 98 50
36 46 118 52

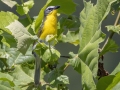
37 17 46 38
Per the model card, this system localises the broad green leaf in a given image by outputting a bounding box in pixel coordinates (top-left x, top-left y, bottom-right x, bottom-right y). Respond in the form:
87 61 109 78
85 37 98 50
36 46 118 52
35 0 52 33
6 47 34 67
0 11 18 33
111 63 120 75
42 48 60 63
0 60 5 71
16 0 34 15
0 72 14 88
48 0 76 15
0 85 12 90
100 39 119 56
59 15 80 29
6 20 37 54
47 69 69 87
61 30 79 46
111 0 120 11
76 0 116 89
106 25 120 34
97 75 115 90
1 32 17 47
0 45 34 67
69 52 81 73
0 11 18 47
1 0 17 8
97 72 120 90
8 65 34 89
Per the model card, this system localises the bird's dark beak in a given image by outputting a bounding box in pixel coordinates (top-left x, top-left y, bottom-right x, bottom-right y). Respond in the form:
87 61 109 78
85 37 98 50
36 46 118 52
54 6 60 9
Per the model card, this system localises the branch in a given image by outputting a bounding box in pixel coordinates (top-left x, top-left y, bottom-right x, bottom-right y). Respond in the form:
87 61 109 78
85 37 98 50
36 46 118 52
60 55 70 58
101 11 120 53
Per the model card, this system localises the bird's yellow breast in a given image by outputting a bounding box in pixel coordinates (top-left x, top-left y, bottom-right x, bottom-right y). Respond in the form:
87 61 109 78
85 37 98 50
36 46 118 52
40 10 58 40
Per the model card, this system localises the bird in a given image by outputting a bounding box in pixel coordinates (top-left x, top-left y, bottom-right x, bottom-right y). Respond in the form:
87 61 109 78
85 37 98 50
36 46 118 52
33 5 60 86
38 5 60 40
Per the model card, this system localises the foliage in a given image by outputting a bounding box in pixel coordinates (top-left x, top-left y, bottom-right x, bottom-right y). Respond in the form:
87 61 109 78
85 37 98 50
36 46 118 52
0 0 120 90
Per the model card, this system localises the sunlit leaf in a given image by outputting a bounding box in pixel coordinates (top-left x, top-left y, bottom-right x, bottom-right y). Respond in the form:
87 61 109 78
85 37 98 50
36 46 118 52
6 20 37 54
0 11 18 47
106 25 120 34
1 0 17 8
72 0 117 89
0 11 18 33
16 0 34 15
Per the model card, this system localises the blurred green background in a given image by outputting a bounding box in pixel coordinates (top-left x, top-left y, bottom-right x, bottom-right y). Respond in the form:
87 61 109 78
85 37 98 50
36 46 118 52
0 0 119 90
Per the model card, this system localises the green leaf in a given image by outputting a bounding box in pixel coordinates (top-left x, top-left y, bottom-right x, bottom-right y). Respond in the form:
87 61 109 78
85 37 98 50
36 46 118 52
76 0 116 89
97 75 115 90
6 20 37 54
47 69 69 87
0 72 14 88
1 0 17 8
0 11 18 33
9 65 34 89
6 47 34 67
35 0 52 33
42 48 60 63
61 30 79 46
97 72 120 90
111 63 120 75
0 11 18 47
59 15 80 28
48 0 76 15
100 39 119 56
69 52 81 73
0 85 12 90
1 32 17 47
106 25 120 34
16 0 34 15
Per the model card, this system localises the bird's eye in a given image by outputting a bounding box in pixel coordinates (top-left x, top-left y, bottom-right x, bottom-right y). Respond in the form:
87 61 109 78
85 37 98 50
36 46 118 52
48 8 53 11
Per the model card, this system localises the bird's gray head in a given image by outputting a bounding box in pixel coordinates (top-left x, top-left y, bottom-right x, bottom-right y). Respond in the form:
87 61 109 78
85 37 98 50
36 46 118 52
44 6 60 16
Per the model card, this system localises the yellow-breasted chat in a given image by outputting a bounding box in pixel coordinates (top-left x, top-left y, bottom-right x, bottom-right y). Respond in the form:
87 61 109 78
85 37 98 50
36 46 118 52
33 5 60 86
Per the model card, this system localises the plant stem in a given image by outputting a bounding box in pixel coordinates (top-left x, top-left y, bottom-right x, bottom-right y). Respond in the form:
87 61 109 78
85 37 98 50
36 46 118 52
101 11 120 52
20 0 32 24
60 55 70 58
26 14 32 24
49 42 52 56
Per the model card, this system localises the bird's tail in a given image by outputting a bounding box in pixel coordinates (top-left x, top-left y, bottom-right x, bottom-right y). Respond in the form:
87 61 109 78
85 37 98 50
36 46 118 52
32 51 41 85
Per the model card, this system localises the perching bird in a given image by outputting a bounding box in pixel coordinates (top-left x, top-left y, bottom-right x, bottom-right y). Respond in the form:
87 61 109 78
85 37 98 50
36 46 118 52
33 5 60 85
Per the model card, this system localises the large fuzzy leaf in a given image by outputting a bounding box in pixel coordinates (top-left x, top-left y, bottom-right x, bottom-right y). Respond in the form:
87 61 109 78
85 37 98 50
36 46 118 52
6 20 37 54
6 47 34 67
1 0 17 8
69 0 117 89
0 11 18 47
